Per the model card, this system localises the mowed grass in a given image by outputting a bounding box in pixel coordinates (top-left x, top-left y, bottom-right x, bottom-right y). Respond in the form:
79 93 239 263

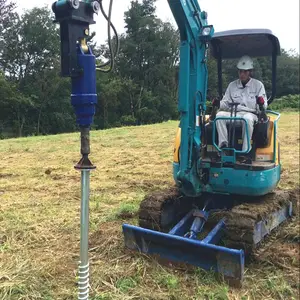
0 112 299 300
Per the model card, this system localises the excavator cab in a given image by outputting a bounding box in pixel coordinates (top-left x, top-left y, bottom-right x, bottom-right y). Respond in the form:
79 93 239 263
210 29 280 103
204 29 281 165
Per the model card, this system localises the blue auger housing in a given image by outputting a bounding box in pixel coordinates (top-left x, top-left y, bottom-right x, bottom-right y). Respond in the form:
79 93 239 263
52 0 98 128
71 46 97 127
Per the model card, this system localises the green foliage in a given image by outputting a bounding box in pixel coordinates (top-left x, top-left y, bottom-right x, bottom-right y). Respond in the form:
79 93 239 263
120 115 137 126
0 241 10 252
0 6 74 137
158 274 179 290
99 0 179 126
115 202 139 219
263 273 294 299
0 0 16 35
197 286 229 300
269 94 299 111
116 276 138 293
276 50 300 96
195 268 229 300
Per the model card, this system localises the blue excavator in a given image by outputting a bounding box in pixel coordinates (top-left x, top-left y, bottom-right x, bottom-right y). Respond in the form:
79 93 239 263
122 0 295 285
52 0 294 294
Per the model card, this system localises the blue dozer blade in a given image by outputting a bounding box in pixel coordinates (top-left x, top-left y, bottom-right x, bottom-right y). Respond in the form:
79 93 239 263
122 223 244 282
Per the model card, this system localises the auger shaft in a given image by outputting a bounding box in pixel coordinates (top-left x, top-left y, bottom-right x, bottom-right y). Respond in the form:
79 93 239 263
78 169 90 300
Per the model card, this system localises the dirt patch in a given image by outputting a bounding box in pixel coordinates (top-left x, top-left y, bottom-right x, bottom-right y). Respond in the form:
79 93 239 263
113 177 172 190
0 234 7 245
89 221 122 250
140 185 181 211
256 241 299 267
116 211 137 219
0 173 16 179
50 174 79 181
252 216 300 285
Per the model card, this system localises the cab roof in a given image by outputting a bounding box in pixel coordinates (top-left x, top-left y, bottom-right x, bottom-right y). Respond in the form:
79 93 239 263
210 29 281 59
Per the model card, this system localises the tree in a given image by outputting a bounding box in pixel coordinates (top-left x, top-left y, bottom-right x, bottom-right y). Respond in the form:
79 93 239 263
0 72 34 137
0 6 66 136
0 72 16 136
276 49 299 96
0 0 16 32
1 7 60 81
100 0 179 124
0 0 17 66
0 0 15 19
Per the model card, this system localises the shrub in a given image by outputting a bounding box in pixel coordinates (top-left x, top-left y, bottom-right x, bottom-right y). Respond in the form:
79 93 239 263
120 115 137 126
269 94 299 111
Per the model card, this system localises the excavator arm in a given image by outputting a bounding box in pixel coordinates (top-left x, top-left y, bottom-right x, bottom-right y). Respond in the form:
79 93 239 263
168 0 214 196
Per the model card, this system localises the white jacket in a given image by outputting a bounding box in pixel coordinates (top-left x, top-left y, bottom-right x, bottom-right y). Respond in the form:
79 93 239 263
220 78 267 113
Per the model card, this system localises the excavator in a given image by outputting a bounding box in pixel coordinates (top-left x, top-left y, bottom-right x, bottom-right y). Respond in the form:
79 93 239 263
122 0 295 285
52 0 294 297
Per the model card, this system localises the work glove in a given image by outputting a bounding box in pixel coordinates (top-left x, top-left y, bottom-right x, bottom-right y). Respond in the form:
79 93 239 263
256 96 268 121
212 98 220 108
256 96 265 106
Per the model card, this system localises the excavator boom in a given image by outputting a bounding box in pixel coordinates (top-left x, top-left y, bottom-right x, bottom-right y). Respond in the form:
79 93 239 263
169 0 214 197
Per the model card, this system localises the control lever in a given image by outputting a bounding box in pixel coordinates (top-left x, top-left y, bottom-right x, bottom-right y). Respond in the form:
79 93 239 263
228 102 239 149
256 96 268 122
210 97 220 121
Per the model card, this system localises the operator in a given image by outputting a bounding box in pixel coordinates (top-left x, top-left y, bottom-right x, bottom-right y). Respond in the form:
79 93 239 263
213 55 267 153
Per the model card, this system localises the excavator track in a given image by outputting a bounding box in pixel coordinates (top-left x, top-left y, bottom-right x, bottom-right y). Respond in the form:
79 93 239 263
139 186 194 232
138 187 297 254
210 189 298 254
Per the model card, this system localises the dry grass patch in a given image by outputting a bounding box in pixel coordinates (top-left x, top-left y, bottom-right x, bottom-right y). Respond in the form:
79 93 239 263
0 113 299 299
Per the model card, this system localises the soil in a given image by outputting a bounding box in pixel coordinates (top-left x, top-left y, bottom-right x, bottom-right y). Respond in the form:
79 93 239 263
0 173 16 178
138 186 183 230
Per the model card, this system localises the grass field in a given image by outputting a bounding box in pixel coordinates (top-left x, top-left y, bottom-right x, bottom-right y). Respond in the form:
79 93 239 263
0 112 299 300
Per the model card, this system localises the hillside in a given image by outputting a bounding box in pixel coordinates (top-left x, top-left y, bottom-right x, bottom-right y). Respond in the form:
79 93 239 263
0 113 299 300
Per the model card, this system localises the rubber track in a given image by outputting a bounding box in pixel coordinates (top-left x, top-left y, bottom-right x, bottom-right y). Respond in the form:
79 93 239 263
208 190 298 253
138 187 297 254
138 186 188 231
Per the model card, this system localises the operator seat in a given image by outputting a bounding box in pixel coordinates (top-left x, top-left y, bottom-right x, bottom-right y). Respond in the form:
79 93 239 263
204 116 271 155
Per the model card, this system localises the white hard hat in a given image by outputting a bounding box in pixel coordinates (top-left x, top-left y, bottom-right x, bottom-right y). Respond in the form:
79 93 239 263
237 55 254 70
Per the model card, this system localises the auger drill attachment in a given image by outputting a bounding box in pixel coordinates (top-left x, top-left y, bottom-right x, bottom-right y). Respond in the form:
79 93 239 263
52 1 98 299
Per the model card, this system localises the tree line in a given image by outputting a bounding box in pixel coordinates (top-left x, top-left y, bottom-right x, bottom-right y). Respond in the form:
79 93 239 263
0 0 299 138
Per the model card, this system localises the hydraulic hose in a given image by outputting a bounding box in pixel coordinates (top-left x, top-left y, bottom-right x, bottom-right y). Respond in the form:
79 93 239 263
96 0 120 73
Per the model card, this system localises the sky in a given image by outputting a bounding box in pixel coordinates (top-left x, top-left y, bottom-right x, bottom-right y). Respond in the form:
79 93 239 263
16 0 300 53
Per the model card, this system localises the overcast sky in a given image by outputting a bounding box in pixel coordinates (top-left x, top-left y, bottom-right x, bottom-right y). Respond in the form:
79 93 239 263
16 0 299 53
